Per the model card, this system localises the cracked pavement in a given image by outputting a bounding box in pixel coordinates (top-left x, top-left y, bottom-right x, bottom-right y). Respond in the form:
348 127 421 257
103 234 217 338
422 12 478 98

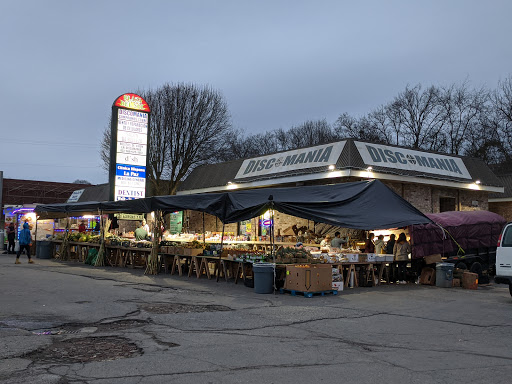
1 256 512 383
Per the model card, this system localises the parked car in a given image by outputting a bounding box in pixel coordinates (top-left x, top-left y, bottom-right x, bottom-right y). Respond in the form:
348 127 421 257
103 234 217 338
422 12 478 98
495 222 512 297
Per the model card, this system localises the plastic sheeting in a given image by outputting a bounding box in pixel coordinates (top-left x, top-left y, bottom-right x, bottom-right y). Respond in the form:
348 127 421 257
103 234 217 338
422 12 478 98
410 210 506 259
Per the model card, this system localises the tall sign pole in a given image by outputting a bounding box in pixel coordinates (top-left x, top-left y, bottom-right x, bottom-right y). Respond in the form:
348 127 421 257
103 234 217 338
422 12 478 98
109 93 151 201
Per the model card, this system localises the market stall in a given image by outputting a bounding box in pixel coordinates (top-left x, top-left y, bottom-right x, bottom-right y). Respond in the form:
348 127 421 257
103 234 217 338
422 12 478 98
35 179 433 293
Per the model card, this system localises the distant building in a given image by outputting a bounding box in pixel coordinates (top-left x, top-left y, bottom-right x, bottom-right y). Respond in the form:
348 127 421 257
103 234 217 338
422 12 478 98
489 173 512 221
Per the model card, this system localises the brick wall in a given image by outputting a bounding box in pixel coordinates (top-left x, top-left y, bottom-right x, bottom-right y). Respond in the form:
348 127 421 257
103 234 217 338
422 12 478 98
489 201 512 221
381 181 489 213
185 211 237 234
183 181 494 236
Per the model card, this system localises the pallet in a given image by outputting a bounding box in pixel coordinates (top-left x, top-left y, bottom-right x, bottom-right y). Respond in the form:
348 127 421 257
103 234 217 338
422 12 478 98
279 288 338 298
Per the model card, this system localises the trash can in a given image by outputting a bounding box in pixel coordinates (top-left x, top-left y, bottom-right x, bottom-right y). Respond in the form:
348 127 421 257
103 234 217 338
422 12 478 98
253 263 275 294
436 263 454 288
36 241 53 259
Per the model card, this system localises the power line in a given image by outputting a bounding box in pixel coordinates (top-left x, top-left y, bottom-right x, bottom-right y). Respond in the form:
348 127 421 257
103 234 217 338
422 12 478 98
2 139 99 148
2 162 102 169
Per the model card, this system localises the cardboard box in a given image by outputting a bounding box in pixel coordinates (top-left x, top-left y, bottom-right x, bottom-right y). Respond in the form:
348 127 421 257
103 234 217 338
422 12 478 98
452 278 461 287
424 254 443 264
419 267 436 285
182 248 203 256
285 264 332 292
462 271 478 290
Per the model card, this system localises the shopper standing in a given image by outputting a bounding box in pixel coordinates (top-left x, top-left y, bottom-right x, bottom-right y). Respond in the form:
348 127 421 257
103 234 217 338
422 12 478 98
374 235 385 254
6 222 16 254
16 222 34 264
364 233 375 253
393 233 411 284
385 234 396 255
385 234 397 282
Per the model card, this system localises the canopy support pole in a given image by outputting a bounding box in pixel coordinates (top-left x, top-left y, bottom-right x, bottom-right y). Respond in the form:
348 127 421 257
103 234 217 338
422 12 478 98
216 222 225 282
202 212 206 247
270 201 276 293
34 216 38 259
61 214 70 261
95 210 109 266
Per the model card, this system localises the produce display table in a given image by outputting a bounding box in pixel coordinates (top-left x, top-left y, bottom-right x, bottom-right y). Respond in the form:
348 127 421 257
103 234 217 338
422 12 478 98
111 246 151 268
331 262 388 287
50 240 392 289
160 253 248 282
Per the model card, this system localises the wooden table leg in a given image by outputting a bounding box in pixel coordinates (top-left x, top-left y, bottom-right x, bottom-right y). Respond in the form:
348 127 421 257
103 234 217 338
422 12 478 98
234 262 243 284
199 258 211 279
188 256 197 277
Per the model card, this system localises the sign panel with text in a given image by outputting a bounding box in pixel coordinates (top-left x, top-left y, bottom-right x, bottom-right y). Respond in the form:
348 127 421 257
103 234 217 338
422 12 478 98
109 93 151 201
354 141 472 179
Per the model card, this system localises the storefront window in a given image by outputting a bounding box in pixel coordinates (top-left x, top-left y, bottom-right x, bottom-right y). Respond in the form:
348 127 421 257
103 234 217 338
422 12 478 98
440 197 456 212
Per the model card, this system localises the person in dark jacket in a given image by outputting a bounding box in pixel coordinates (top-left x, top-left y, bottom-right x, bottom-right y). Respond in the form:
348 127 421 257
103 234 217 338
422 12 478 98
385 234 396 255
385 233 397 282
6 222 16 254
364 233 375 253
16 222 34 264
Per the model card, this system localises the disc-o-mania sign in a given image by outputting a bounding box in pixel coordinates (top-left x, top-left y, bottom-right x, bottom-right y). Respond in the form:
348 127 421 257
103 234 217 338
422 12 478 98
109 93 151 201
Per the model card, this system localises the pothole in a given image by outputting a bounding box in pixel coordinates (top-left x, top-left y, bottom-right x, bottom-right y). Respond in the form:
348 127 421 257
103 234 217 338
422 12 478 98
97 319 149 331
27 336 142 363
32 319 149 335
140 303 231 314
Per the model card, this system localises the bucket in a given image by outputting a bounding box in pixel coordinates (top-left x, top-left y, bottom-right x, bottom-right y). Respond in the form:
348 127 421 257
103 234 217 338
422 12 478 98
253 263 275 294
436 263 454 288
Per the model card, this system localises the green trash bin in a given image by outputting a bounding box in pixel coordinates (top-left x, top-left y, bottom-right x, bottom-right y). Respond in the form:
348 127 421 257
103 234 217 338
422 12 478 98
36 241 53 259
253 263 275 294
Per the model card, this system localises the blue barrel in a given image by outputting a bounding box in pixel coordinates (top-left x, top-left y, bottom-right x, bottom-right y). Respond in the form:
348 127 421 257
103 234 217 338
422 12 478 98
253 263 275 294
436 263 454 288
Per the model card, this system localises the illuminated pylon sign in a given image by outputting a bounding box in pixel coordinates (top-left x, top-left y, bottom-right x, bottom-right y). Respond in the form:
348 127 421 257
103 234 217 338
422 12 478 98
109 93 151 201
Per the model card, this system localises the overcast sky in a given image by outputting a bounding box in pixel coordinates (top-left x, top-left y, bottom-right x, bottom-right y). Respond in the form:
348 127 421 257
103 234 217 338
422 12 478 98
2 0 511 185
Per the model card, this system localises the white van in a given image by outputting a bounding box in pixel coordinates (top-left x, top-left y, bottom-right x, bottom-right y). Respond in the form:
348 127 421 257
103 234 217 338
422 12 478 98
495 222 512 296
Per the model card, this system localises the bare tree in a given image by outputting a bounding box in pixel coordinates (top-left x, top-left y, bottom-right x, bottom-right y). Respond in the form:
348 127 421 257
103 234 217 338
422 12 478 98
215 129 282 162
277 119 336 149
100 124 111 174
334 112 386 143
438 81 488 155
385 84 445 151
163 83 232 195
490 75 512 162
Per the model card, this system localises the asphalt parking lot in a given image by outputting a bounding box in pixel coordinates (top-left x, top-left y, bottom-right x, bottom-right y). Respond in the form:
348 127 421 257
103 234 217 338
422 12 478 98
1 255 512 384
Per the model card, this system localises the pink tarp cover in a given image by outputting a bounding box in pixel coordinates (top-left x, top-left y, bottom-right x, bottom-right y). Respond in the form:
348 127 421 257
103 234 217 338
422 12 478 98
410 211 507 259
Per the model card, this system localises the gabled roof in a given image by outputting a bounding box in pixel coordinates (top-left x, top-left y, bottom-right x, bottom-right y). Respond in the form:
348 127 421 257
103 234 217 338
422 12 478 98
76 183 110 202
489 174 512 200
179 138 503 194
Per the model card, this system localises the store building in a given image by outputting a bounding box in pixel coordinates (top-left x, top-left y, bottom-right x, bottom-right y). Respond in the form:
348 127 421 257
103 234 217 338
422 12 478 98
489 174 512 221
176 139 504 238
